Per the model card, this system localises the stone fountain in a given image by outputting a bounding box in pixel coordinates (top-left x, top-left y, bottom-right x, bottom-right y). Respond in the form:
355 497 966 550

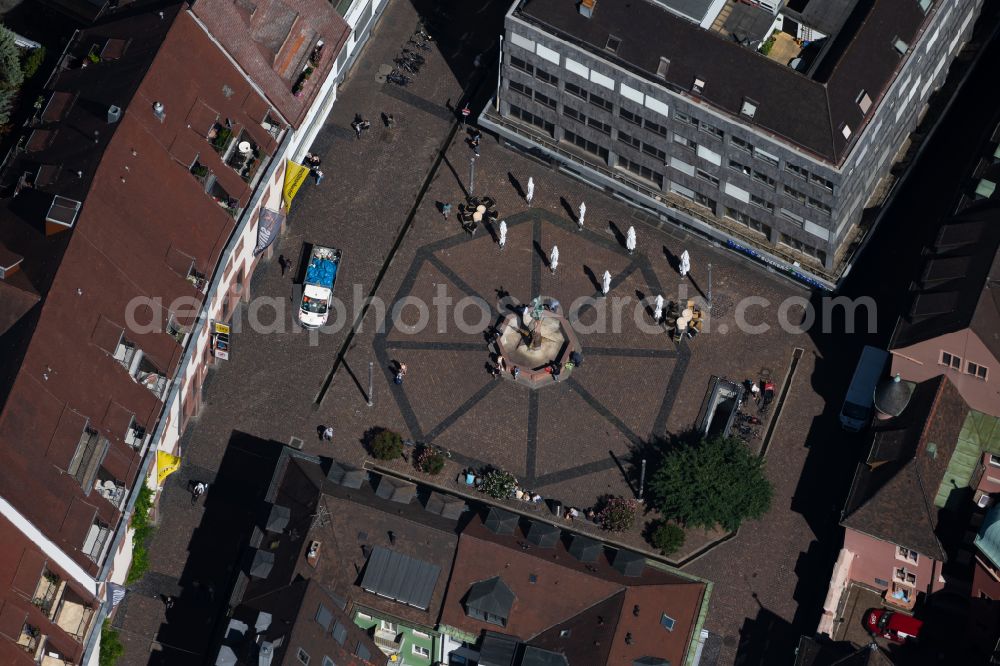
496 297 580 388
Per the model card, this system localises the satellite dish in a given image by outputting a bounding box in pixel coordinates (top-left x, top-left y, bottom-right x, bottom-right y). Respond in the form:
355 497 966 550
238 140 252 154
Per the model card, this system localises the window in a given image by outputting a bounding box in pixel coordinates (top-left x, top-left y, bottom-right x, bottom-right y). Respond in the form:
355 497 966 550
534 90 557 109
784 184 807 203
82 520 111 561
841 124 853 139
618 131 641 150
918 0 932 12
559 629 572 637
874 577 890 587
780 233 827 263
786 163 808 180
752 170 776 190
857 90 873 114
967 361 989 380
700 121 724 139
565 81 587 100
644 118 667 137
510 56 534 75
322 658 336 666
589 92 613 111
642 142 666 161
808 197 832 214
755 148 779 167
893 37 910 55
528 574 538 584
940 351 962 369
675 110 698 127
620 108 642 126
617 157 663 187
724 207 772 239
692 77 705 94
729 159 751 176
660 614 676 631
70 427 108 487
509 80 529 97
509 105 555 136
412 645 430 658
587 116 611 135
740 98 758 118
656 57 670 78
673 134 696 151
696 169 719 187
605 35 621 52
167 315 187 344
780 208 805 226
731 136 753 154
810 173 835 191
750 194 774 213
535 67 558 86
297 648 311 665
896 546 919 563
894 568 916 585
990 454 1000 467
563 106 583 122
563 130 609 162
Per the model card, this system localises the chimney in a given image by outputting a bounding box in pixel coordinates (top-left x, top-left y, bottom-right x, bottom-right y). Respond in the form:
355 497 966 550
579 0 596 18
0 247 24 279
107 105 122 123
152 101 165 122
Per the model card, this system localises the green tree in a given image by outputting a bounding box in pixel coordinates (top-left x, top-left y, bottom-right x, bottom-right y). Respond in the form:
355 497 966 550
99 619 124 666
21 46 45 80
649 521 685 555
0 24 23 125
369 429 403 460
649 436 772 531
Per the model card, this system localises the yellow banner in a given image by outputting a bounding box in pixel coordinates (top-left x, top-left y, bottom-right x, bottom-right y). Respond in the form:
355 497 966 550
156 451 181 485
282 160 310 210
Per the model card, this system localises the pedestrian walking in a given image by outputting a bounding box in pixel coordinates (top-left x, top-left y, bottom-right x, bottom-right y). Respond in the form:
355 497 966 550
191 481 207 504
679 250 691 278
278 254 290 276
322 426 334 441
577 201 586 230
653 294 664 322
626 226 636 255
549 245 559 275
394 362 408 385
512 366 520 380
442 202 453 219
162 595 175 610
525 177 534 206
601 270 611 296
313 168 324 185
498 219 507 250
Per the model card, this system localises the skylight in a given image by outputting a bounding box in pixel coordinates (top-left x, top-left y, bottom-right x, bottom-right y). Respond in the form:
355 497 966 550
606 35 621 53
740 98 758 119
661 613 676 631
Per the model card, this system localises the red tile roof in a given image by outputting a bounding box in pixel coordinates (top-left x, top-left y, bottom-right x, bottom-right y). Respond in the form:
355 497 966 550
190 0 351 128
0 7 280 573
440 515 707 666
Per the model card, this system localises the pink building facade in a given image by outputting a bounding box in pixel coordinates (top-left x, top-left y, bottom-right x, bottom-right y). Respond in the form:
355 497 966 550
843 529 945 611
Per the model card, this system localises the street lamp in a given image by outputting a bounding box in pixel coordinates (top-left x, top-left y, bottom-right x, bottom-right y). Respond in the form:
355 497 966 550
707 263 713 311
469 155 477 195
367 360 374 407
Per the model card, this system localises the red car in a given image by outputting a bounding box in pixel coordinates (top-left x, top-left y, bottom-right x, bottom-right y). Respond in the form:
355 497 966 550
865 608 923 643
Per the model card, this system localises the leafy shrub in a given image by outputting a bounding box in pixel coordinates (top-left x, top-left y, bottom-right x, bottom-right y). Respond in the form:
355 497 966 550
649 521 685 555
100 619 124 666
416 448 445 475
480 470 517 499
370 429 403 460
597 497 639 532
21 47 45 79
126 485 155 584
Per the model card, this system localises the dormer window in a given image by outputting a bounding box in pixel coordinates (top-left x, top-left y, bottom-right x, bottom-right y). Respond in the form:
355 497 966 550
82 519 111 562
124 416 147 450
261 111 281 140
856 90 872 114
113 336 138 371
892 37 909 55
692 77 705 94
69 426 109 490
166 315 188 344
841 124 852 139
605 35 621 53
656 57 670 79
740 98 758 119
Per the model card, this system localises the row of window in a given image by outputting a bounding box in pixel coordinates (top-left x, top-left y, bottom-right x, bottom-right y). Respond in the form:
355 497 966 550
940 351 989 380
779 233 827 263
563 105 612 135
565 81 614 112
509 104 554 136
674 110 724 139
508 80 556 110
724 207 772 240
510 55 559 87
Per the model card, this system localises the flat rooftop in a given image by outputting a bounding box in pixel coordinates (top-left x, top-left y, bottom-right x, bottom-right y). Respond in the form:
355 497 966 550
515 0 936 164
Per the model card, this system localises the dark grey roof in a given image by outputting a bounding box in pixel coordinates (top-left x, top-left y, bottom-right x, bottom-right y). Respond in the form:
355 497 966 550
266 504 290 533
467 576 516 618
479 631 519 666
612 549 645 577
375 475 417 504
485 507 520 535
782 0 860 37
873 375 915 418
517 0 934 164
326 461 366 488
526 520 560 548
425 491 468 519
360 546 441 610
891 204 1000 361
250 549 275 579
567 534 602 562
521 645 570 666
652 0 714 23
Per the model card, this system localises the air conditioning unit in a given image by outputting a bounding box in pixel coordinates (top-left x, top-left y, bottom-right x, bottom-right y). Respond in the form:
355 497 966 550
976 490 992 509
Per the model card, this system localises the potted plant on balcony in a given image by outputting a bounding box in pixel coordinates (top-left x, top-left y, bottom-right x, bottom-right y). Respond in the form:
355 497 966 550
212 126 232 153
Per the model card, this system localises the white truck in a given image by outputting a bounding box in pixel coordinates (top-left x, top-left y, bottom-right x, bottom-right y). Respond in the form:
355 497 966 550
299 245 342 329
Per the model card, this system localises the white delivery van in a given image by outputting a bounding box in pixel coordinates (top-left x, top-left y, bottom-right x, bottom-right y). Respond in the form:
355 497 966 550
839 345 890 432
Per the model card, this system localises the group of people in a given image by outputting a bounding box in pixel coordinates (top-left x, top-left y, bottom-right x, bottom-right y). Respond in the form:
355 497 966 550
304 152 323 184
351 114 372 139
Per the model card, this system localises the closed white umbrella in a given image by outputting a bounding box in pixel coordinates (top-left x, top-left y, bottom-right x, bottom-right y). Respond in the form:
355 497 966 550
498 220 507 248
626 226 636 255
550 245 559 274
578 202 586 230
601 270 611 296
526 177 535 206
653 294 664 322
679 250 690 277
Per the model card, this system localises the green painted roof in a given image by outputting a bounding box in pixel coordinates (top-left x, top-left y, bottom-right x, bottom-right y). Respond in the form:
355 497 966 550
936 410 1000 508
976 504 1000 568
